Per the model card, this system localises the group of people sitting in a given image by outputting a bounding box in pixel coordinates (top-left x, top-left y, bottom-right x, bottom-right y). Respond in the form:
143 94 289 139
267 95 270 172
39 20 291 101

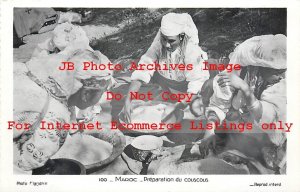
13 12 287 174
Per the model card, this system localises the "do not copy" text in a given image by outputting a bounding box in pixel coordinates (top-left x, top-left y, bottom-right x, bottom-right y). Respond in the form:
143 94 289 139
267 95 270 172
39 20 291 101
106 91 194 102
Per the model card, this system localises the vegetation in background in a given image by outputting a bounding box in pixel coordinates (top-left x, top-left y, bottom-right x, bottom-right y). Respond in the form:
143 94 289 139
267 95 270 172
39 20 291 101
87 8 286 73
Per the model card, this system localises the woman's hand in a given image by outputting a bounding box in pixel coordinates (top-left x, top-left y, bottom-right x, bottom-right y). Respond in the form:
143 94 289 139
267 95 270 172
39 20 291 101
190 122 223 158
190 96 205 117
190 134 218 159
217 72 247 91
198 134 218 157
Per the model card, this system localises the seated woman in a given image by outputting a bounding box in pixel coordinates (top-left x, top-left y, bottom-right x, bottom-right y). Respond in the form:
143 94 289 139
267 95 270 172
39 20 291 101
13 45 113 173
32 22 112 123
123 12 209 124
192 34 287 174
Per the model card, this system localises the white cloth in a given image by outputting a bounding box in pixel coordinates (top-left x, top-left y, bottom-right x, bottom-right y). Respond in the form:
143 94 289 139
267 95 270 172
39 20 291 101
230 34 286 69
68 50 114 95
58 11 82 24
259 79 286 146
32 23 92 58
52 23 90 51
131 43 209 94
27 49 114 97
161 13 199 45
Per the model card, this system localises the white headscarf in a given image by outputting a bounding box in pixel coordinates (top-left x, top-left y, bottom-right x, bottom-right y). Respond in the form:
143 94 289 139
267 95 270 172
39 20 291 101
229 34 286 69
160 13 199 45
25 49 113 98
149 12 199 49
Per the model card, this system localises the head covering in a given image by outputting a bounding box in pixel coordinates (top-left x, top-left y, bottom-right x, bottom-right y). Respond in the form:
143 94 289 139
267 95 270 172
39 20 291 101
68 49 113 94
25 49 113 99
52 23 90 51
160 13 199 45
229 34 286 69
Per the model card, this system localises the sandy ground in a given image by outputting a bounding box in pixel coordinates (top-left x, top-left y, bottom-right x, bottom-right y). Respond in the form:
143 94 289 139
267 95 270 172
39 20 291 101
82 24 119 41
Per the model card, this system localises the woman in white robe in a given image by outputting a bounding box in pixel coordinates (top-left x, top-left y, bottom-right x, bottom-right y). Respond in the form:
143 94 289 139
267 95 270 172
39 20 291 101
123 13 209 122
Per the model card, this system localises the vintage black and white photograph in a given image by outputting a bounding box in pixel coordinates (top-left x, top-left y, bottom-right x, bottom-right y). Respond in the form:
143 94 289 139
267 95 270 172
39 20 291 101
12 8 287 176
